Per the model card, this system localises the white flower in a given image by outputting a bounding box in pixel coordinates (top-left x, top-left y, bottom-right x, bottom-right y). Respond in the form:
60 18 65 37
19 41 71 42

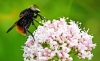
23 17 96 61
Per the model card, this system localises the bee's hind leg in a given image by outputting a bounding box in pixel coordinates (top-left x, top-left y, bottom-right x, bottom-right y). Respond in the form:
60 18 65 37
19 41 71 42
24 28 35 41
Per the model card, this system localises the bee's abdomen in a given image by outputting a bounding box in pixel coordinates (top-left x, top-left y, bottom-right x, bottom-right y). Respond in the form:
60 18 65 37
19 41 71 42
16 25 26 35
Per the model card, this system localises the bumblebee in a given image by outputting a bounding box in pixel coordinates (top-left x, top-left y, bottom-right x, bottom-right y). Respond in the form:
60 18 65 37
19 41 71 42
6 5 44 40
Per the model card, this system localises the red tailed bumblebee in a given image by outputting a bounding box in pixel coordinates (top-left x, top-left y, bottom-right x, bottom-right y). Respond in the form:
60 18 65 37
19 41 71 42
6 5 44 40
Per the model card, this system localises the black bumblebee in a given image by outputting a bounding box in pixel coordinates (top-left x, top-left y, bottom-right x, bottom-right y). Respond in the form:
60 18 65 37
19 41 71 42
6 5 44 40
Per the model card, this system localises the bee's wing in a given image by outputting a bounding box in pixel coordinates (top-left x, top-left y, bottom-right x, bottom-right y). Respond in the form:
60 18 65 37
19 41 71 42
6 12 27 33
6 21 18 33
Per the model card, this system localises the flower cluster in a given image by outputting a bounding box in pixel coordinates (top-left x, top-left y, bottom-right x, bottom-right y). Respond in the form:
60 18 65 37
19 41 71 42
23 17 96 61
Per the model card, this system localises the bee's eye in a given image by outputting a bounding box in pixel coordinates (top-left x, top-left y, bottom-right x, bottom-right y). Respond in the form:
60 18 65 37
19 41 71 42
30 7 35 11
30 6 40 12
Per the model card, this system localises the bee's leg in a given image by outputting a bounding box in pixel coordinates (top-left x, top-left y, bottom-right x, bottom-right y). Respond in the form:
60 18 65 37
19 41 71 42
37 14 47 22
34 20 43 26
24 28 35 41
25 32 29 38
33 14 44 26
33 14 43 26
32 21 37 29
37 14 44 20
27 30 35 41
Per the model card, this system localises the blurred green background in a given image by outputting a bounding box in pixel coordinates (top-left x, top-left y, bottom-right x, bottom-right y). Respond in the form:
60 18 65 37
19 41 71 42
0 0 100 61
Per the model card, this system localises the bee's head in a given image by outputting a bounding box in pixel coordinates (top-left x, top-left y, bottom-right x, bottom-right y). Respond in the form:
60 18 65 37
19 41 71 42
30 5 40 13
